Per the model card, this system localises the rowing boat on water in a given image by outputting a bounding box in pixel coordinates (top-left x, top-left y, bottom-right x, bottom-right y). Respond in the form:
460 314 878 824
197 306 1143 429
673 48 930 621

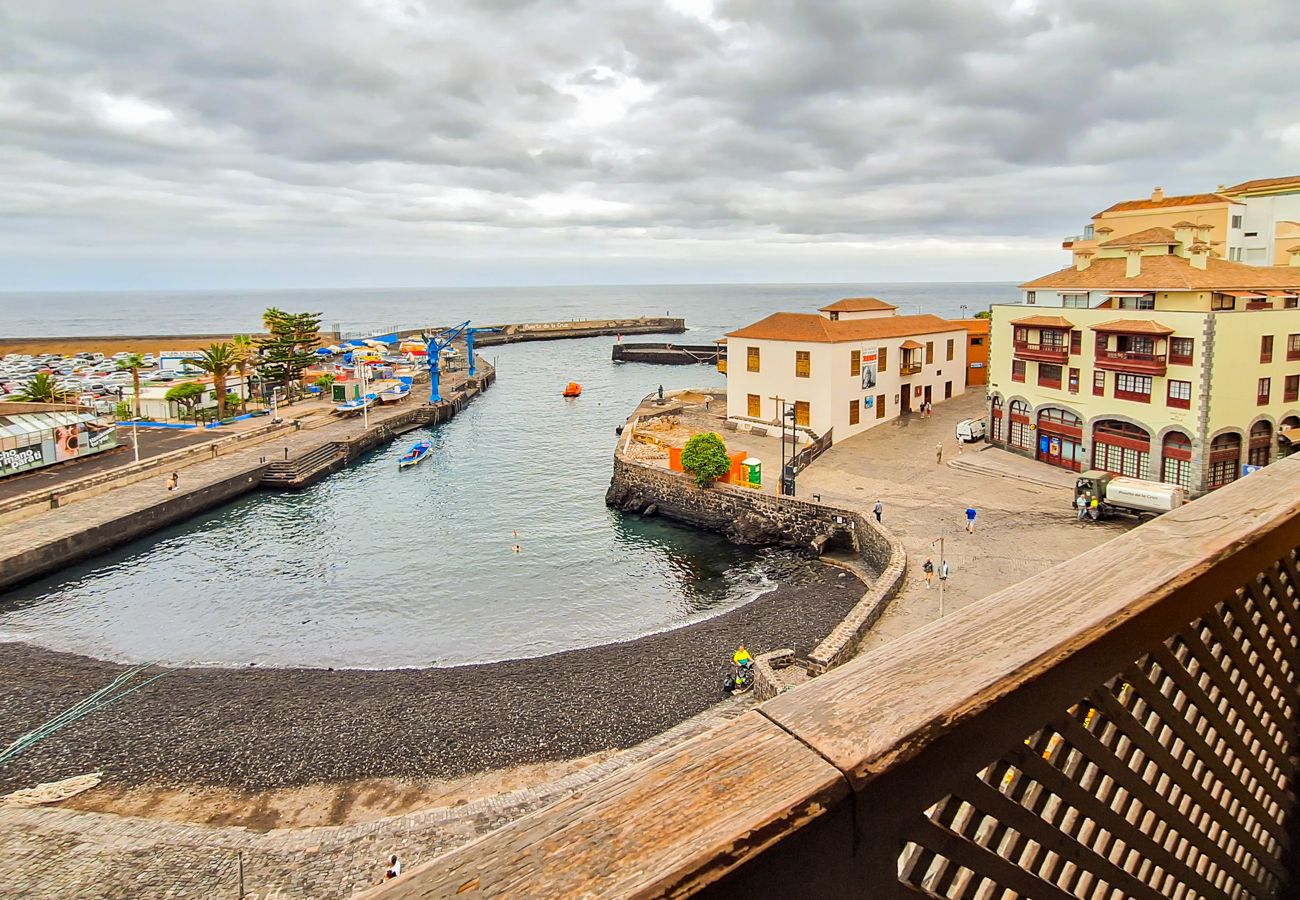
399 440 433 468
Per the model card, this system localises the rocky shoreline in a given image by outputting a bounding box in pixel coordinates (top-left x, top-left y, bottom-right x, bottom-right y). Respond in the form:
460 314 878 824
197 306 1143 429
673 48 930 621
0 563 863 794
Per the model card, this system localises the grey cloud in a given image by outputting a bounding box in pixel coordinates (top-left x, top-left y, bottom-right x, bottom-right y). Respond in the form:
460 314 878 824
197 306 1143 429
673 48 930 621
0 0 1297 288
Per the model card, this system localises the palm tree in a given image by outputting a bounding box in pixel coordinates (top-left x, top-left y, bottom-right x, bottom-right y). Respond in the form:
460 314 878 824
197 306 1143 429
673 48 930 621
193 342 240 420
116 352 147 419
13 373 71 403
231 335 256 411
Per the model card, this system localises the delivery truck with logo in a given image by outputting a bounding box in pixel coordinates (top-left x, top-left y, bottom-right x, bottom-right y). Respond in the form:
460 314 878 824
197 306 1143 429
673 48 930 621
1074 470 1186 519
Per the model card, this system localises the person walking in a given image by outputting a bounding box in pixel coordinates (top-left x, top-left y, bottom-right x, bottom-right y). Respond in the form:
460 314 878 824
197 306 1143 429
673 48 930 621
1075 494 1088 522
873 499 883 523
939 559 951 583
965 505 977 533
923 556 935 589
935 442 943 465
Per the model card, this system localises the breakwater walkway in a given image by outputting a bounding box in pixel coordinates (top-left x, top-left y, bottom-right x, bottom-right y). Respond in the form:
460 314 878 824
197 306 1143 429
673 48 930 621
0 364 494 594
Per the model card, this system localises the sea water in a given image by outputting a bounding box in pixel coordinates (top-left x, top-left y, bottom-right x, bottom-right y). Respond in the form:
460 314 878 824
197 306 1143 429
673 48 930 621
0 283 1015 667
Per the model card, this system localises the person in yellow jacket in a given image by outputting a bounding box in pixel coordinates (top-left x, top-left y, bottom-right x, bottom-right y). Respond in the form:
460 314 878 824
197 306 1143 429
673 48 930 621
732 643 753 668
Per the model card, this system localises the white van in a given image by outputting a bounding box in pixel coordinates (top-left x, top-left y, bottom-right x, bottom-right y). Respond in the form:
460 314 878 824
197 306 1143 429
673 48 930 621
955 418 987 443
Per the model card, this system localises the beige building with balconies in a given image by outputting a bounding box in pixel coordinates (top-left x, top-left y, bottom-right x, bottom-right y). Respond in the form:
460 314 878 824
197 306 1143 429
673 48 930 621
725 298 968 443
990 227 1300 495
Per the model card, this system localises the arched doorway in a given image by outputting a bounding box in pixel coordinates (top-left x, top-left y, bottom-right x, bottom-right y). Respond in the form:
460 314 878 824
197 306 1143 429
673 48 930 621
1281 416 1300 459
1036 408 1085 471
1008 400 1032 450
1160 432 1192 490
1248 421 1272 468
1208 433 1242 490
1092 420 1151 479
990 396 1004 444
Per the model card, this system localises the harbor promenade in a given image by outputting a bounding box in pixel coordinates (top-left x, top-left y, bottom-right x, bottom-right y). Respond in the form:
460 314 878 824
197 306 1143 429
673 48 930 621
0 364 491 593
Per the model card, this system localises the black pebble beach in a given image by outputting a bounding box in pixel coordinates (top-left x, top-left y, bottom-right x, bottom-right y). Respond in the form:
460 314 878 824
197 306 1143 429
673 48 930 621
0 564 863 793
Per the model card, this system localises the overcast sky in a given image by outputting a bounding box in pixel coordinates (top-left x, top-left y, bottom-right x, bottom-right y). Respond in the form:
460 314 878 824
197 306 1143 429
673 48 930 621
2 0 1297 291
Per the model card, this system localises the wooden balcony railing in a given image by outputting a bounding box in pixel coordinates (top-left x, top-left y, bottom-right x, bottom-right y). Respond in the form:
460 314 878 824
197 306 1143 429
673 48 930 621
1095 349 1168 376
900 363 922 376
1013 340 1070 364
376 458 1300 899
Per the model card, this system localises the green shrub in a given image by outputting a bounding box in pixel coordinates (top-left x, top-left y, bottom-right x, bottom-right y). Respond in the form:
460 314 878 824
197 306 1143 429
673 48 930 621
681 431 731 487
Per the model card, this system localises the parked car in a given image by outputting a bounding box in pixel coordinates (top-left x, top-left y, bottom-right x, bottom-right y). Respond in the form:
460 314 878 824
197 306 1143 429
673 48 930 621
955 418 987 443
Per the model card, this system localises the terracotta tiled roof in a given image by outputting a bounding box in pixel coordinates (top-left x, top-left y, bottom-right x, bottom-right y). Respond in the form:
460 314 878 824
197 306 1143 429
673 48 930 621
1011 315 1074 329
1098 227 1179 249
726 313 959 343
1090 319 1176 336
954 319 990 334
1018 255 1300 291
817 297 898 312
1220 175 1300 195
1097 193 1236 215
899 340 924 350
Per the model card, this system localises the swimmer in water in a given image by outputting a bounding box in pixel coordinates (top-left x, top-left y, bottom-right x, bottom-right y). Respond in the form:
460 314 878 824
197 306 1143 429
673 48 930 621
513 544 521 553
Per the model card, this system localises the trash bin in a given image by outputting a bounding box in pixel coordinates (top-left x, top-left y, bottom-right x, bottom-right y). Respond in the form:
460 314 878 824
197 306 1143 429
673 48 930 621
742 457 762 487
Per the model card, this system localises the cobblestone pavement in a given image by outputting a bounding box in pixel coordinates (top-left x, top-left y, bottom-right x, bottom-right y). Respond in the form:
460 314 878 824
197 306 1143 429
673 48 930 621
796 390 1133 653
0 701 753 900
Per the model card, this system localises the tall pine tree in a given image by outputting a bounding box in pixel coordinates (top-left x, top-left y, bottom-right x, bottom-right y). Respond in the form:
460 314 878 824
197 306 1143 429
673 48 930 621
256 307 322 399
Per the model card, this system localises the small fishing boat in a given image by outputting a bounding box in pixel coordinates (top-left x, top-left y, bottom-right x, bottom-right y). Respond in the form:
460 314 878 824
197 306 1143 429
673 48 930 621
378 383 411 404
562 382 582 398
332 395 375 416
399 440 433 468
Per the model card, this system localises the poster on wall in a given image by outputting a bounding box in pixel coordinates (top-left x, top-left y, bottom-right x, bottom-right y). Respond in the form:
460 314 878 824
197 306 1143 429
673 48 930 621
0 443 45 476
860 349 878 389
54 423 81 462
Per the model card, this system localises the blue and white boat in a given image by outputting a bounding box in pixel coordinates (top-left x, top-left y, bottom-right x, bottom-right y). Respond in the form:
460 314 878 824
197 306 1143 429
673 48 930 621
378 383 411 404
332 395 376 417
399 440 433 468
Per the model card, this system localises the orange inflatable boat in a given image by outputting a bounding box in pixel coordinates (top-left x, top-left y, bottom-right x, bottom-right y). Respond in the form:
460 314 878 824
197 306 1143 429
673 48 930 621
562 382 582 397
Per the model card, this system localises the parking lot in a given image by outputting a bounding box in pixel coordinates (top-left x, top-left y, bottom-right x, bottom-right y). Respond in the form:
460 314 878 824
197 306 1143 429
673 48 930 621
0 349 190 410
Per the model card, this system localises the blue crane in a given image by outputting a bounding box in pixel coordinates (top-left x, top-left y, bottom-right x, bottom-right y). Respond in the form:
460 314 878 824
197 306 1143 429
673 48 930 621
422 321 500 402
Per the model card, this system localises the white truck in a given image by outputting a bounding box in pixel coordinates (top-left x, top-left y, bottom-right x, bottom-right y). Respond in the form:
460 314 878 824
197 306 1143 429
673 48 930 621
1074 470 1185 519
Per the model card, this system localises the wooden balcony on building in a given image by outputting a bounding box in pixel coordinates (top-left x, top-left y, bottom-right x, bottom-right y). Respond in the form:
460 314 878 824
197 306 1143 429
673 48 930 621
376 459 1300 899
1094 348 1168 376
1012 340 1070 364
900 363 922 376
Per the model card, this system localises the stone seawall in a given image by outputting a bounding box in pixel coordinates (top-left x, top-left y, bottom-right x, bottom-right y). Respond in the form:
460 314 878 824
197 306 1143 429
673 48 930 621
0 464 268 594
605 455 906 686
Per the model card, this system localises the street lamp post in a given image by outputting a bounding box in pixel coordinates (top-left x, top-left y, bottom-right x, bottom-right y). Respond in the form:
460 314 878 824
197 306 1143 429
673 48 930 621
960 305 968 319
357 360 370 431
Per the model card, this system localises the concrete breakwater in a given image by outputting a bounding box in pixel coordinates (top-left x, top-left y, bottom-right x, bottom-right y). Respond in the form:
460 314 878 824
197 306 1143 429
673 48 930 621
0 367 495 594
611 341 722 365
606 452 907 684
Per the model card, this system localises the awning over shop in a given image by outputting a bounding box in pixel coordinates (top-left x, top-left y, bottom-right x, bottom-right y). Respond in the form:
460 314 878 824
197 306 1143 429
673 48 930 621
1223 291 1266 299
1106 291 1152 298
1280 428 1300 444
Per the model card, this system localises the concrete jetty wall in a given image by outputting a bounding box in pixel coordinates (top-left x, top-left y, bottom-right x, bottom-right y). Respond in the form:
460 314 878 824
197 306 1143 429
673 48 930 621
611 342 721 365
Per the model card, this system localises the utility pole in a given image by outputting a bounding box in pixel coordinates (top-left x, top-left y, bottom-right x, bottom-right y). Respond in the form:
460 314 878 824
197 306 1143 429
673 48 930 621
358 359 370 431
132 419 140 464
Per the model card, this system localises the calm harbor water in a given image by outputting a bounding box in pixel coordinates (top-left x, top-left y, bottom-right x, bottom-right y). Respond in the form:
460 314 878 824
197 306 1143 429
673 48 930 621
0 283 1015 668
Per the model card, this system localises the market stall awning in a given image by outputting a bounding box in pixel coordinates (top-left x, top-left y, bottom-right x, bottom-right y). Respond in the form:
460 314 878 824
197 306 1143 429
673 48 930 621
1280 428 1300 444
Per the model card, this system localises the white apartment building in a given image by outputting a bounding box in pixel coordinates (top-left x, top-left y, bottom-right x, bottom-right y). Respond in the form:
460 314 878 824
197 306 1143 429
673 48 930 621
724 298 968 441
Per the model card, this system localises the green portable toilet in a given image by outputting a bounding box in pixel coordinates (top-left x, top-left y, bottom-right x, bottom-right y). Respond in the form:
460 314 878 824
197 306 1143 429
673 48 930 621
331 384 348 403
743 457 762 486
